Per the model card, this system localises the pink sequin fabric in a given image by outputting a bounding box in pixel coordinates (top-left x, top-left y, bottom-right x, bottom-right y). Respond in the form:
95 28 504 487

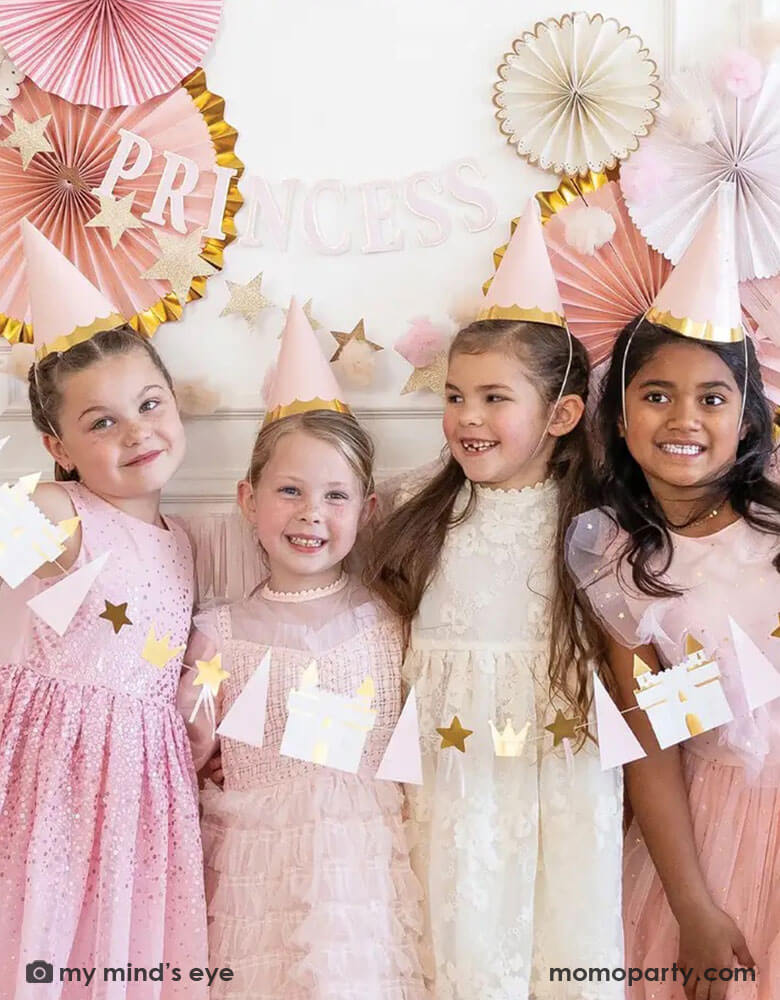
183 581 430 998
0 482 208 999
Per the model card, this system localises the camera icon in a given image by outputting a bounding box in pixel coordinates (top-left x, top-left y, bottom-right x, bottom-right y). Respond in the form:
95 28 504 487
26 961 54 984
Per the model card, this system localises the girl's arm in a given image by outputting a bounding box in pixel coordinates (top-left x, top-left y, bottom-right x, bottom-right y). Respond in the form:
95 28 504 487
177 627 221 774
608 636 754 999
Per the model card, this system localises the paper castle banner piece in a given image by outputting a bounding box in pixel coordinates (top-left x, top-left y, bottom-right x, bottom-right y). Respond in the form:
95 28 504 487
280 661 377 774
488 717 530 757
217 650 271 748
26 551 110 636
633 636 733 750
729 617 780 712
376 687 423 784
592 671 646 770
0 473 79 588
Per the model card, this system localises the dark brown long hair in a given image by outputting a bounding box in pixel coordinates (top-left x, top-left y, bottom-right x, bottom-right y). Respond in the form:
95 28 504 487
27 324 175 482
366 318 603 722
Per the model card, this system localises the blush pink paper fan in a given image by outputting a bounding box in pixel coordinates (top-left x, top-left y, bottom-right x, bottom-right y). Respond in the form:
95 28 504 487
740 275 780 405
537 175 672 364
0 73 241 343
0 0 223 108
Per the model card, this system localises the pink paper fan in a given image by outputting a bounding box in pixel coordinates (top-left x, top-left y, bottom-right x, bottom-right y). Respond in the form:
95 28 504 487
0 0 223 108
540 179 672 364
0 76 221 335
740 276 780 405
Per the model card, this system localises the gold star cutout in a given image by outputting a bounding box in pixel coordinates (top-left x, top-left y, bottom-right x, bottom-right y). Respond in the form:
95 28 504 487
141 625 184 670
436 715 473 753
220 271 273 324
772 614 780 639
193 653 230 697
2 112 54 169
141 227 218 305
545 710 579 747
401 351 448 396
329 319 383 362
85 192 145 248
98 600 132 634
278 298 322 336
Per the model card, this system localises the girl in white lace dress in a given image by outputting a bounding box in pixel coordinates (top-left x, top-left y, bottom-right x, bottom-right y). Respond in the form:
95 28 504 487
367 319 624 1000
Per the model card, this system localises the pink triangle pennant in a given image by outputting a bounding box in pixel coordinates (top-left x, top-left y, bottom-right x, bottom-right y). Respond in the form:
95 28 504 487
26 551 110 636
217 649 270 747
729 616 780 712
593 671 646 770
376 687 423 785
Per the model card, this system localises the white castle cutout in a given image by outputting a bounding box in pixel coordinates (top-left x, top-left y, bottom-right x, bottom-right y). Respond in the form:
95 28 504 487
280 661 377 773
633 635 733 750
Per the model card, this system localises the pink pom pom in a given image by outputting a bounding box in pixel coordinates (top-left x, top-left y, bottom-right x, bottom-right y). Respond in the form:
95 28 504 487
261 362 277 406
394 316 450 368
715 49 764 100
620 152 672 205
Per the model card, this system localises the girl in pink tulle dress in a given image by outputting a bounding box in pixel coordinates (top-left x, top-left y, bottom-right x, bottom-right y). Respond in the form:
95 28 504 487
178 409 428 999
567 320 780 999
0 328 208 999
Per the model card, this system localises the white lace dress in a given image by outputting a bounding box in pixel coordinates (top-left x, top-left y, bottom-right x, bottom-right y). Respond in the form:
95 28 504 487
402 480 624 1000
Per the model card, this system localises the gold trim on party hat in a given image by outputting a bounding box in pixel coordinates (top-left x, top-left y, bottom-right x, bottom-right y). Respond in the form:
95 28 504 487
478 197 566 328
646 183 743 344
263 297 351 427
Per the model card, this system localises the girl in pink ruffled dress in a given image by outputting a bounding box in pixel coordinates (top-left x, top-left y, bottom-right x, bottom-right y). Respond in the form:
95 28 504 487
179 407 428 999
0 326 208 999
568 320 780 1000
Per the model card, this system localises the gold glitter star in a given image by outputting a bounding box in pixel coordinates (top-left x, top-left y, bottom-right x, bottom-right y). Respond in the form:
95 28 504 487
329 319 382 362
545 709 579 747
193 653 230 697
278 298 322 336
141 227 218 305
401 351 448 396
3 112 54 169
772 614 780 639
85 192 145 248
436 715 473 753
220 271 273 325
141 625 184 670
98 600 132 634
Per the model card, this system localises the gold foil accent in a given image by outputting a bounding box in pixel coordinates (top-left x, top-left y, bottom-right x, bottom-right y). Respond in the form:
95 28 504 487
685 713 703 736
2 67 244 347
535 169 619 225
262 397 352 427
646 307 743 345
35 312 126 360
476 303 566 328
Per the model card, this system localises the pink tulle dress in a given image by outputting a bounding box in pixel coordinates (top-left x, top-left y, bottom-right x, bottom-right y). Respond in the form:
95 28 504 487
567 507 780 1000
179 575 429 1000
0 482 208 999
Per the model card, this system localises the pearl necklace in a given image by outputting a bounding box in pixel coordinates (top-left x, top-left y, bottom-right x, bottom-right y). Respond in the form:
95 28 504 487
261 572 348 604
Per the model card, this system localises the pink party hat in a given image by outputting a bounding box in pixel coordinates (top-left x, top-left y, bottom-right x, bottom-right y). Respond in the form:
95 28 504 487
264 297 351 426
646 183 743 343
22 219 124 360
479 197 566 327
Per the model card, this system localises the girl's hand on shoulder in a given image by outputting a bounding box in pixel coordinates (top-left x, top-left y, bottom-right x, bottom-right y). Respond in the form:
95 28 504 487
31 482 81 576
201 751 224 789
678 901 754 1000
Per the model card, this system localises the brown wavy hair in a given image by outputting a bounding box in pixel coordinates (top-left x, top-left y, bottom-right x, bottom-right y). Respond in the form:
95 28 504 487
365 319 604 723
27 324 174 482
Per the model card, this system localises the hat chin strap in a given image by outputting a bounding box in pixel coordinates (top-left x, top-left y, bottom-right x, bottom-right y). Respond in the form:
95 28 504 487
528 324 574 463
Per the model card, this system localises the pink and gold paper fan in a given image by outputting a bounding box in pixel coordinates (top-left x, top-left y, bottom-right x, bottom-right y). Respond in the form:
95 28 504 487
532 172 671 363
0 0 223 108
740 277 780 405
0 69 242 345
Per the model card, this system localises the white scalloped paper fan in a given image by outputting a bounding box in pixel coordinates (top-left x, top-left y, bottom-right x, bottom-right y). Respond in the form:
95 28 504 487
621 64 780 281
494 12 660 176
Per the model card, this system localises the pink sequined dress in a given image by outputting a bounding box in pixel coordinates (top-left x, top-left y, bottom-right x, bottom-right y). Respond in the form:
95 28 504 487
567 507 780 1000
179 575 429 1000
0 482 208 999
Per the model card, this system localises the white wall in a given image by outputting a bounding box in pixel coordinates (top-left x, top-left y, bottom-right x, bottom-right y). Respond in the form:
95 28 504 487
0 0 752 509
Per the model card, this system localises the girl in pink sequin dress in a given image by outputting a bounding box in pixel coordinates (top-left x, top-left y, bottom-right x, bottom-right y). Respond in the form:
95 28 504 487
567 321 780 999
179 410 428 999
0 328 208 999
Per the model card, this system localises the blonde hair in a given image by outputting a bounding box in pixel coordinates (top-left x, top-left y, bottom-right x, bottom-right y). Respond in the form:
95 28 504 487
247 410 375 496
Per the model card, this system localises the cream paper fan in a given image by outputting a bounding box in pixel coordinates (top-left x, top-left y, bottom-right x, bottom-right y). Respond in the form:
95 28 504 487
621 62 780 282
494 12 660 176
